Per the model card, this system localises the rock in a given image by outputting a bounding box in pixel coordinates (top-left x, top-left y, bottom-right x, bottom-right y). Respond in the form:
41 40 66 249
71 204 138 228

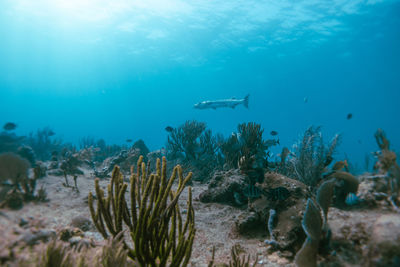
369 214 400 266
84 231 104 242
20 229 56 246
199 169 247 206
236 172 309 253
18 218 28 227
59 227 84 242
234 211 262 235
132 139 150 159
358 175 392 207
70 216 92 231
96 148 142 176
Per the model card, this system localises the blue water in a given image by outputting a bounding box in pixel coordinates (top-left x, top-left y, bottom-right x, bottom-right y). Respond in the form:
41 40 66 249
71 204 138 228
1 0 399 168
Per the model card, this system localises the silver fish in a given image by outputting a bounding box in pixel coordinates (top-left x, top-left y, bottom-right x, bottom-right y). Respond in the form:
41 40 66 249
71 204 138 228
194 94 249 110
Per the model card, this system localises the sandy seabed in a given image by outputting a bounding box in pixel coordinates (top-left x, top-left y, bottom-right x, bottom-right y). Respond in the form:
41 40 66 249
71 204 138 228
1 167 399 266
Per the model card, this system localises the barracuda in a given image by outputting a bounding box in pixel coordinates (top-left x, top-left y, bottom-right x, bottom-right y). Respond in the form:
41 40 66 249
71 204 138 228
194 94 249 110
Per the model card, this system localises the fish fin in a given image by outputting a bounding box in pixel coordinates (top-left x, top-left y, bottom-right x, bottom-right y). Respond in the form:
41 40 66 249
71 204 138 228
243 94 250 109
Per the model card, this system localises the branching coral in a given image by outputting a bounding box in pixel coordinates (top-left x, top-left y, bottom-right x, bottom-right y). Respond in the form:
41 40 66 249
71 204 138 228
286 126 341 188
220 134 241 169
220 122 277 176
167 120 206 161
236 122 267 172
167 120 222 181
88 156 195 266
60 152 82 190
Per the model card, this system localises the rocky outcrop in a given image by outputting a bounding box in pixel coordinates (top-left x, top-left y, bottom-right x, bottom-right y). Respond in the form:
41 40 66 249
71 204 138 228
236 172 310 254
199 169 247 206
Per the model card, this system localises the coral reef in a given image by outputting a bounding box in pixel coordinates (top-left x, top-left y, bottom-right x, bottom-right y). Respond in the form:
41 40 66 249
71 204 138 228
2 124 400 267
88 156 195 265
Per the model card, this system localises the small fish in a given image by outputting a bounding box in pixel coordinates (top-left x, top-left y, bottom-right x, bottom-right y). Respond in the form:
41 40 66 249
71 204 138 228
304 97 308 103
264 139 279 147
243 185 262 199
165 126 174 132
347 113 353 120
270 131 278 136
126 139 132 143
47 130 55 136
345 193 358 205
3 122 17 131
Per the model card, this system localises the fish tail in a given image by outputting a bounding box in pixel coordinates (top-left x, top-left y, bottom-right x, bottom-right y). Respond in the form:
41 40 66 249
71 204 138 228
243 94 250 109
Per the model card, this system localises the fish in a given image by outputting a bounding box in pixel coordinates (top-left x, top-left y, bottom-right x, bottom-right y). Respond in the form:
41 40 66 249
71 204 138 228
345 193 358 205
264 139 279 147
126 139 132 143
304 97 308 103
3 122 17 131
165 126 174 132
347 113 353 120
270 131 278 136
194 94 249 110
243 185 262 199
47 130 55 136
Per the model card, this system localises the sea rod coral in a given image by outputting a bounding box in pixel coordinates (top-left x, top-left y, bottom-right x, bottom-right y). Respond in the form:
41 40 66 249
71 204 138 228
88 156 195 266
